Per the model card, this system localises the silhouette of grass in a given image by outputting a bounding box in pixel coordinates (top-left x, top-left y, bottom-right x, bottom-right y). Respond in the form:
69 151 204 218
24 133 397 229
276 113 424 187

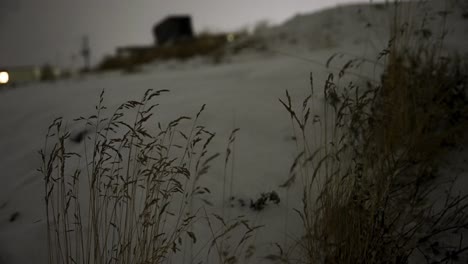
275 1 468 263
39 89 259 264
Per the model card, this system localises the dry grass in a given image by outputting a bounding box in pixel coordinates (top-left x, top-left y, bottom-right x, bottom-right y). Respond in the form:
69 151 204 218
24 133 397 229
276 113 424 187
39 89 260 264
40 89 215 263
275 2 468 264
38 2 468 264
278 54 468 264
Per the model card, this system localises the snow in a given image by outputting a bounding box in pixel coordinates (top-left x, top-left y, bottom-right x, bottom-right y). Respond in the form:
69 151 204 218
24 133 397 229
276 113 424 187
0 1 467 263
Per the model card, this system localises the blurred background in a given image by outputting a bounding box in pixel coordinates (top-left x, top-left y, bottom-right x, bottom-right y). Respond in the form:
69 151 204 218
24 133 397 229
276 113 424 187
0 0 363 70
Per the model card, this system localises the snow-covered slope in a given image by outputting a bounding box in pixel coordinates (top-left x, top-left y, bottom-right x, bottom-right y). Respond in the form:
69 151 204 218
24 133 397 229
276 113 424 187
0 1 467 263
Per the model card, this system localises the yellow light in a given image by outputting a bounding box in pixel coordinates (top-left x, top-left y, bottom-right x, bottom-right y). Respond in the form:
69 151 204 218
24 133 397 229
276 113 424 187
0 71 9 84
227 34 235 43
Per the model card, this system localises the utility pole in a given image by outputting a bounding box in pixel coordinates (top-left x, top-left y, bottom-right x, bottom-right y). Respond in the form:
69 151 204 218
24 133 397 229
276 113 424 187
81 35 91 71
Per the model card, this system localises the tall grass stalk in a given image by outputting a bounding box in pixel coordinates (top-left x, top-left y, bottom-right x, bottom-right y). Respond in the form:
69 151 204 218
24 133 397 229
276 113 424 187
277 1 468 263
39 89 219 264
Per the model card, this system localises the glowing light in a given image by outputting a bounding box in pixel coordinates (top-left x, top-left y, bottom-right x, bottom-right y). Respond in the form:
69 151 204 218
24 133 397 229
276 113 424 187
0 71 9 84
227 34 235 42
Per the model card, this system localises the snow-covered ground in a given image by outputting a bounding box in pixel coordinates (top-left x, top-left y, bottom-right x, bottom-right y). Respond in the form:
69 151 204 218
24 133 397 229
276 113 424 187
1 1 467 263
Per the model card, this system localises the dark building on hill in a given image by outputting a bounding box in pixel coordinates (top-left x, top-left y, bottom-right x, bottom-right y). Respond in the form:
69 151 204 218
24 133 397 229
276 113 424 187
153 16 194 45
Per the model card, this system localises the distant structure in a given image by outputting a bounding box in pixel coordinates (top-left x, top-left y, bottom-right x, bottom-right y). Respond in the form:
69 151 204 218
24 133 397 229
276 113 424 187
81 36 91 71
0 65 62 85
101 15 203 70
0 66 41 85
153 16 194 45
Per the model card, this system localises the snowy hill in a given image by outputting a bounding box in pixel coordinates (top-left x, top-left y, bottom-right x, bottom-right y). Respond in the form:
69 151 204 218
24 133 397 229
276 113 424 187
0 1 467 263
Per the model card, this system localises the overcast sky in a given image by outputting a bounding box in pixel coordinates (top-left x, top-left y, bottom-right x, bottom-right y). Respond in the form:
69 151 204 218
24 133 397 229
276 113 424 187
0 0 368 68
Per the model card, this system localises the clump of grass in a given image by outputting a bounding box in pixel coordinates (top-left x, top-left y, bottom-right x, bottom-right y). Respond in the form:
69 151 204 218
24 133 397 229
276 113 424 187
280 58 468 264
39 89 219 264
276 2 468 263
373 1 468 161
39 89 262 264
